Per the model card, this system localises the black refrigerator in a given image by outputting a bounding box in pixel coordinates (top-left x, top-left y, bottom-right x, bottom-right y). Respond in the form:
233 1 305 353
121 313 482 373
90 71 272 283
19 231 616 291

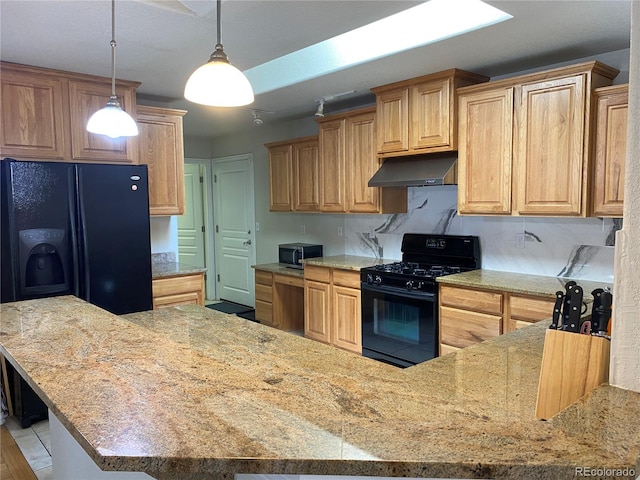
1 158 153 426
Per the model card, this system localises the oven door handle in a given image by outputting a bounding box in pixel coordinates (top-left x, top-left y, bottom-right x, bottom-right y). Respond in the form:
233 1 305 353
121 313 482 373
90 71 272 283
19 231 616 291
361 283 436 302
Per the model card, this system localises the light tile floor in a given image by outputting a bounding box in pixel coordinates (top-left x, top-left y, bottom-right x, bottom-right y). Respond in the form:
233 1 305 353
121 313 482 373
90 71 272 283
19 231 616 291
3 416 52 480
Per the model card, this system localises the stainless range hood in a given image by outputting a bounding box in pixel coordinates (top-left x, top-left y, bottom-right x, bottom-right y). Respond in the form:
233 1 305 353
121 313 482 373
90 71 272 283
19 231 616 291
368 153 457 188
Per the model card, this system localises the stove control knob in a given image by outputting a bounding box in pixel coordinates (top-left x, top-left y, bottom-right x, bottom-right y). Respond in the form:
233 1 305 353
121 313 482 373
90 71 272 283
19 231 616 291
366 274 375 284
406 280 414 290
375 275 382 285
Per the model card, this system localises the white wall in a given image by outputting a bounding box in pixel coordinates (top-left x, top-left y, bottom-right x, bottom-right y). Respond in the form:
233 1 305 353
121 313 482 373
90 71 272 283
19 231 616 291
610 4 640 393
209 117 347 265
149 216 178 255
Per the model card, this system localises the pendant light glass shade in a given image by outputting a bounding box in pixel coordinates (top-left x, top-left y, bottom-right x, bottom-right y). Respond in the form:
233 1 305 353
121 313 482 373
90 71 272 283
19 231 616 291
184 0 254 107
86 0 138 138
87 95 139 138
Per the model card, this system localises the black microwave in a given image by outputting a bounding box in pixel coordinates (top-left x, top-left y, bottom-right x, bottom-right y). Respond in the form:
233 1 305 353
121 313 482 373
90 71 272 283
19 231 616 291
278 243 323 269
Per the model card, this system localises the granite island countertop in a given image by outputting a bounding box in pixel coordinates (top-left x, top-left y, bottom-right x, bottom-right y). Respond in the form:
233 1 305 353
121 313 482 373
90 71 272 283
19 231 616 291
1 296 638 480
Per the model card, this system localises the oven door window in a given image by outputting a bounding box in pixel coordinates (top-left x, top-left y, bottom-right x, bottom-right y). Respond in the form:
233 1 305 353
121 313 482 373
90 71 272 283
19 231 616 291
373 298 420 344
361 284 437 366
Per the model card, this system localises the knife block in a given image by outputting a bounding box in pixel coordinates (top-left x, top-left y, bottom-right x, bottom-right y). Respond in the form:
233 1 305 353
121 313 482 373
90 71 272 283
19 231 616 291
535 329 610 420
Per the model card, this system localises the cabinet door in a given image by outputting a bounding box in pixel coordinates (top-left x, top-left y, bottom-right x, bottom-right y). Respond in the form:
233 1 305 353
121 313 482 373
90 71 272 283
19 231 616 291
376 87 409 154
0 69 70 159
268 144 293 211
345 111 379 213
332 285 362 353
458 87 514 215
68 80 138 163
137 107 186 216
514 75 587 215
304 280 331 344
318 118 346 212
592 86 627 217
410 78 451 150
292 139 320 211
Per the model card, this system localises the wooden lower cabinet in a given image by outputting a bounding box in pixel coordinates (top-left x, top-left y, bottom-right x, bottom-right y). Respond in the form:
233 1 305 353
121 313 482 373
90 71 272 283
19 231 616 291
152 272 205 309
255 270 274 325
439 286 503 351
254 269 304 331
439 284 555 354
304 265 362 354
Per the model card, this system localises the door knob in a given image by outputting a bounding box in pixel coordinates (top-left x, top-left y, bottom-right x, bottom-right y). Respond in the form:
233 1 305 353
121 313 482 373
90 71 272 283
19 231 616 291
243 239 252 246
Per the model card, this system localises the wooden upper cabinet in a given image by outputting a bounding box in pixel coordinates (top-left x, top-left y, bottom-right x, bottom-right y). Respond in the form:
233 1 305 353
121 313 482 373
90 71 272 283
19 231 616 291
0 66 70 159
317 107 407 214
457 61 619 217
267 142 293 211
318 118 347 211
292 139 321 211
458 86 514 215
68 79 138 163
372 69 488 157
137 106 187 216
0 62 140 164
345 110 379 213
410 77 451 150
592 84 628 217
266 137 320 212
514 75 587 216
375 87 409 154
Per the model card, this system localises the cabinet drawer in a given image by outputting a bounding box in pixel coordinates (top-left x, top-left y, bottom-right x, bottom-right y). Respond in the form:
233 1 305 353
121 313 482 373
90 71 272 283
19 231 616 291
274 273 304 288
255 270 273 286
152 274 203 297
255 284 272 303
509 295 555 321
440 285 502 315
304 265 331 283
153 292 200 309
440 305 502 349
255 300 273 324
332 269 360 289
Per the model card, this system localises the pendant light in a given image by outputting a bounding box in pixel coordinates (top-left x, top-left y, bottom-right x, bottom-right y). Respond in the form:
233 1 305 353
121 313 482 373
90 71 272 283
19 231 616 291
184 0 254 107
86 0 138 139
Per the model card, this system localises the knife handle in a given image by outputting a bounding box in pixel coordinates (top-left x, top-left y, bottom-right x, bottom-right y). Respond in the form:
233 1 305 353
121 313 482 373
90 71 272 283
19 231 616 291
549 291 564 329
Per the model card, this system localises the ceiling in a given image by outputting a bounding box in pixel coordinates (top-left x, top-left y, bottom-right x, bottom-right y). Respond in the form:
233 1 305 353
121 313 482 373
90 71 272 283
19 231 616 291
0 0 632 139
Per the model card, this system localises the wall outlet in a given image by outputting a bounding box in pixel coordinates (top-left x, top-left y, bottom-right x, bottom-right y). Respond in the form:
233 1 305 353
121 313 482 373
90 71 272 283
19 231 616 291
337 225 344 237
515 233 525 248
301 224 306 235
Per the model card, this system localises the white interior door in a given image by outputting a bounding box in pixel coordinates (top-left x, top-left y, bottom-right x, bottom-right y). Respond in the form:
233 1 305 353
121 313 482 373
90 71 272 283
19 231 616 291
213 154 255 307
178 163 210 297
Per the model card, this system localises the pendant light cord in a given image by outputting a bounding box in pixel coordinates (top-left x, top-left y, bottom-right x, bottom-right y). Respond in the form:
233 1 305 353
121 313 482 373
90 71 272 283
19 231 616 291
110 0 117 97
216 0 222 48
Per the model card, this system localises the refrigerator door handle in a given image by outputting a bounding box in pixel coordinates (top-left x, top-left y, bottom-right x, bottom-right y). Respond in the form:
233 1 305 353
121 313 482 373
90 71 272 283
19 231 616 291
76 167 91 302
68 168 81 298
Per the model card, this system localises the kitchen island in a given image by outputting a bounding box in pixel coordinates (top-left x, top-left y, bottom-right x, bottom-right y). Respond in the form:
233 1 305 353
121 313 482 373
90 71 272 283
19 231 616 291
0 296 638 479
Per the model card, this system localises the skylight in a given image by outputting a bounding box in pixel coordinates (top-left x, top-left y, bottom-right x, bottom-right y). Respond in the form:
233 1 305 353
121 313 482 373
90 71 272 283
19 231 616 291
245 0 512 95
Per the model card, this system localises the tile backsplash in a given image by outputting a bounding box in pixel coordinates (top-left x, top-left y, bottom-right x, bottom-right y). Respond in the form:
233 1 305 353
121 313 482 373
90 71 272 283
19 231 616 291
344 186 618 282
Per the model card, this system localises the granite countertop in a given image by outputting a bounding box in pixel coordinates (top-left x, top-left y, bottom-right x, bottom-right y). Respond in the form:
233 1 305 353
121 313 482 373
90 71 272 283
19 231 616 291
437 269 613 299
151 261 207 279
1 296 638 479
303 254 394 271
252 263 304 278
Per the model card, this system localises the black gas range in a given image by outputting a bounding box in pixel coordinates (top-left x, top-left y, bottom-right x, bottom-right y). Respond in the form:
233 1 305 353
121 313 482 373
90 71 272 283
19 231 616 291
360 234 481 368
